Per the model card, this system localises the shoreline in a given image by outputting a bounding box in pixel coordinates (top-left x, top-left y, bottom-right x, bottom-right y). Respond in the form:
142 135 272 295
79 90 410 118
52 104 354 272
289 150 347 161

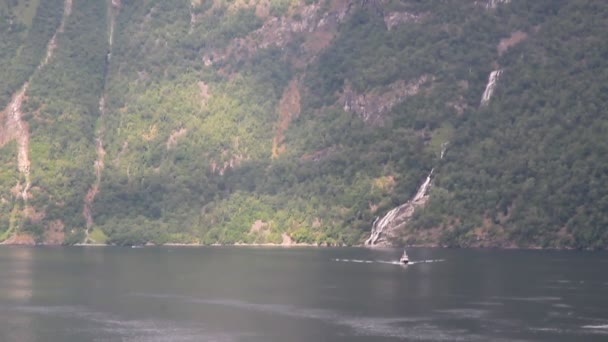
0 241 589 251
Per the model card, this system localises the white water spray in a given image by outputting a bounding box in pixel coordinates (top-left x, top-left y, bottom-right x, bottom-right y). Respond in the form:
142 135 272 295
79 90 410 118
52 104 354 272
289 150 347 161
440 142 449 159
365 169 434 246
334 258 444 266
480 69 502 106
486 0 511 10
365 140 450 246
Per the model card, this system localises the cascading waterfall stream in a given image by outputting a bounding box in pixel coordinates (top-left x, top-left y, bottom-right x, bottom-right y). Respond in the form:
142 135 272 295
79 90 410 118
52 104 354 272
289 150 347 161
366 67 500 246
480 69 502 106
486 0 511 10
365 169 434 246
365 142 448 247
440 142 448 160
83 0 118 239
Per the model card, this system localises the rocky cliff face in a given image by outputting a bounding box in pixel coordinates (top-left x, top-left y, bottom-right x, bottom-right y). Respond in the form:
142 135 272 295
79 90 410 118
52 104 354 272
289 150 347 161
1 0 606 249
341 75 432 125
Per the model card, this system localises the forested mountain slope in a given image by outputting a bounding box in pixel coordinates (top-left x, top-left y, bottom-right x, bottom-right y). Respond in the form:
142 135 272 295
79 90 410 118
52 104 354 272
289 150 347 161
0 0 606 249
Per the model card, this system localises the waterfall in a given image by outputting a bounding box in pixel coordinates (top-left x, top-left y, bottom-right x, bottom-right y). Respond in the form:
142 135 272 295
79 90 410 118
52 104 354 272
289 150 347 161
412 169 433 202
83 0 118 238
480 69 502 106
486 0 511 9
365 139 450 246
440 142 448 159
365 169 434 246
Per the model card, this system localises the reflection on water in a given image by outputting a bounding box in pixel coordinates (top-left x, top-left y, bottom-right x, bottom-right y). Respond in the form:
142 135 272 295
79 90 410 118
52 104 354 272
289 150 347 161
0 247 34 342
4 247 33 301
0 247 606 342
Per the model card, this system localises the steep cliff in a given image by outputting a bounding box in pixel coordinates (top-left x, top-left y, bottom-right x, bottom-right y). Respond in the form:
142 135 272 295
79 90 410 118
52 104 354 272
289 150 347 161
1 0 607 249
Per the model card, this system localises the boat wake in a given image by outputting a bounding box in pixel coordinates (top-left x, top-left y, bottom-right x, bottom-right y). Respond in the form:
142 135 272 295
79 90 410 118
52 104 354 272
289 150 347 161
583 324 608 330
333 258 444 266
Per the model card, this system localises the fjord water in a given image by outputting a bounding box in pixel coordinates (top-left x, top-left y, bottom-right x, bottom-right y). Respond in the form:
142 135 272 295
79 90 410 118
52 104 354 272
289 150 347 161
0 247 607 341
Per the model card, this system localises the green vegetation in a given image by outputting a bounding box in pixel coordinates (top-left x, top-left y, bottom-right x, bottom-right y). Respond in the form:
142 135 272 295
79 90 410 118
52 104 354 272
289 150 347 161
0 0 63 106
21 0 108 239
1 0 607 249
409 0 608 249
88 227 108 244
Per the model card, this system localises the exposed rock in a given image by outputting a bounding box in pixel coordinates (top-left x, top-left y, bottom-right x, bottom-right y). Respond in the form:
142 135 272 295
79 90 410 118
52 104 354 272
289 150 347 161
300 145 338 162
202 0 353 66
0 233 36 245
0 83 31 201
281 232 294 245
484 0 511 9
383 11 425 30
250 220 267 233
249 220 272 238
166 127 188 150
272 78 301 157
448 96 467 115
0 0 76 244
210 153 245 175
497 30 527 55
341 75 431 125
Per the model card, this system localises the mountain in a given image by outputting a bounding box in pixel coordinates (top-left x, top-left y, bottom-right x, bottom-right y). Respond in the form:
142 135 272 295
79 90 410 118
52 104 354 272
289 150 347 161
0 0 607 249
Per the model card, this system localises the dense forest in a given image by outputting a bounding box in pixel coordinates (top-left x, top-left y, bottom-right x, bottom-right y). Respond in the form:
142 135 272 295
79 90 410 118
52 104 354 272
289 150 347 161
0 0 606 249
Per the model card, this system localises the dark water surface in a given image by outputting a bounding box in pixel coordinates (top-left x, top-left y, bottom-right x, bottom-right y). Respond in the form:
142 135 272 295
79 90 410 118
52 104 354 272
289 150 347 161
0 247 607 341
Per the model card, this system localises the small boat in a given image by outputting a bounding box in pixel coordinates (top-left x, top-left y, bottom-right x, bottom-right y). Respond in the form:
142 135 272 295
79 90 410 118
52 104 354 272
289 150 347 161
400 250 409 264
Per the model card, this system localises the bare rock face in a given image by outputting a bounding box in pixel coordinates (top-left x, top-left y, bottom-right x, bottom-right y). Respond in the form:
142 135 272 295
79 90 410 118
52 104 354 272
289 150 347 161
210 149 246 175
383 11 425 30
272 78 301 157
484 0 511 10
300 145 339 163
341 75 431 125
0 233 36 245
497 31 527 55
202 0 355 66
166 128 188 150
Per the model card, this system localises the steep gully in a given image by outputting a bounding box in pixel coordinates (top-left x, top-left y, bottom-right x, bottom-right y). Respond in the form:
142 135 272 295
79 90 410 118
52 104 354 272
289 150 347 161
0 0 72 243
365 64 505 246
83 0 119 240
